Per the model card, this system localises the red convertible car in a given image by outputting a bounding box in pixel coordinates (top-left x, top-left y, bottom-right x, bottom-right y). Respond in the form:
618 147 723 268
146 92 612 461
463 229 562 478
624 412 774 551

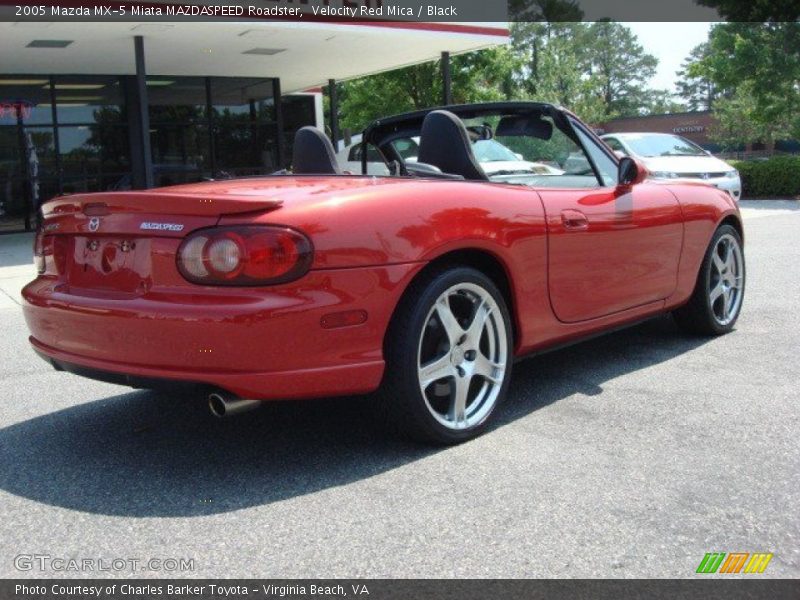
23 103 745 444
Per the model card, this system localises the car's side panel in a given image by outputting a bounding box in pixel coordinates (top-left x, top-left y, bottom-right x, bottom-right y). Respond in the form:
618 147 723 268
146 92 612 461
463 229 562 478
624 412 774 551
220 178 704 359
537 183 683 322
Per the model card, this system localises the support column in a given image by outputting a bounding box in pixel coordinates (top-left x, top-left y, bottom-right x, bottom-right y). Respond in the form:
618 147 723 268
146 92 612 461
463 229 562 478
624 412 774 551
205 77 216 176
328 78 339 150
273 78 286 169
129 35 153 189
441 51 452 105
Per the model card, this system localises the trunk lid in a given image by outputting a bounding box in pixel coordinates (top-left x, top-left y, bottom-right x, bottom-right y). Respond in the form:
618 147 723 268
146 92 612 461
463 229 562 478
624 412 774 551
40 187 284 296
42 189 284 237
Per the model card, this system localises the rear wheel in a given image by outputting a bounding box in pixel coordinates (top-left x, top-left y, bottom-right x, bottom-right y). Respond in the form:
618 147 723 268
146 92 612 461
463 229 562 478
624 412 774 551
380 266 513 444
673 224 745 335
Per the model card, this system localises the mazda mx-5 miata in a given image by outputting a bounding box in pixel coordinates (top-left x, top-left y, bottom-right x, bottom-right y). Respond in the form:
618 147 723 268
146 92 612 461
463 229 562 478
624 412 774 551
23 102 745 444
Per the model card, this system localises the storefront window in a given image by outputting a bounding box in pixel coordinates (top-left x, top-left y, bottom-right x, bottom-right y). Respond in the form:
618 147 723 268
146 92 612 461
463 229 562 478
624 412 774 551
148 77 207 124
0 77 55 230
53 75 124 125
0 77 53 126
0 73 314 232
210 77 278 175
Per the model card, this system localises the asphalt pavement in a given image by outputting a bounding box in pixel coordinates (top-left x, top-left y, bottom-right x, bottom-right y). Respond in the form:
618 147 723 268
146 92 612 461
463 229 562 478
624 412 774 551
0 200 797 578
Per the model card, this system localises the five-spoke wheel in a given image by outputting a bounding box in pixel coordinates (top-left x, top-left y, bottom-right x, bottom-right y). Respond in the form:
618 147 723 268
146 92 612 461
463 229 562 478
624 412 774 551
417 283 508 431
708 233 744 326
381 266 513 444
674 224 745 335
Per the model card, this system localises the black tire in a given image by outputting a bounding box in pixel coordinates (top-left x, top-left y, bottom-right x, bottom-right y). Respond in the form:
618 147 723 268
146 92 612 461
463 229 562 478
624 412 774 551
673 224 745 336
379 265 514 445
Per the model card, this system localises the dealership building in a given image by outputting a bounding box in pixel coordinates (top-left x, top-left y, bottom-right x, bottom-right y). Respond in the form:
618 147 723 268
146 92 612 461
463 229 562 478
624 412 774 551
0 19 508 232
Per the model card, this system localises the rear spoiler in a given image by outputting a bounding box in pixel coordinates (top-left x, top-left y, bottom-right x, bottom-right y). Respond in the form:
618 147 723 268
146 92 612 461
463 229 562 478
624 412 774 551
41 191 284 219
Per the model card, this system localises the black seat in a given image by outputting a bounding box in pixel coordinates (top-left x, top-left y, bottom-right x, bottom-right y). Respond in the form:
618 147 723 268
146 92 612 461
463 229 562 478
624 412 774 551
292 126 342 175
417 110 488 181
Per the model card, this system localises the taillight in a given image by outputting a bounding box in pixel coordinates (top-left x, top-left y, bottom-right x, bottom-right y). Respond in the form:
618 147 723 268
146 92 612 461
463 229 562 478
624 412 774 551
176 226 313 286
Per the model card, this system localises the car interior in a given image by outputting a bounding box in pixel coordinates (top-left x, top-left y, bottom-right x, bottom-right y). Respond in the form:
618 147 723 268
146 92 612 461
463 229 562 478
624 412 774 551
290 105 619 188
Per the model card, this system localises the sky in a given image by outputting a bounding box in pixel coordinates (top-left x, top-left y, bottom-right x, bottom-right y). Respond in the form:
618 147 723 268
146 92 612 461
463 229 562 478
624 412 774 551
624 22 715 94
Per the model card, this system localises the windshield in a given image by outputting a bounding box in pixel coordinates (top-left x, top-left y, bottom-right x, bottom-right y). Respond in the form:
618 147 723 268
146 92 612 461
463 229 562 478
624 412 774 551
622 134 706 157
472 139 519 162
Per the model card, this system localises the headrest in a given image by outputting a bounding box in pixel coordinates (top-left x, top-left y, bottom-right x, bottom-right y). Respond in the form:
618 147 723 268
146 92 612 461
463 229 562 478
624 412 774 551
293 127 342 175
417 110 488 181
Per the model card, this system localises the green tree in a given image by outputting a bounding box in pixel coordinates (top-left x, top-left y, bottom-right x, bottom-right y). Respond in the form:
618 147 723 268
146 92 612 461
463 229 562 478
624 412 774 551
695 0 799 21
645 90 686 115
509 0 585 96
337 47 517 132
337 12 667 132
585 21 658 118
693 22 800 144
508 0 583 21
676 43 719 111
710 84 792 150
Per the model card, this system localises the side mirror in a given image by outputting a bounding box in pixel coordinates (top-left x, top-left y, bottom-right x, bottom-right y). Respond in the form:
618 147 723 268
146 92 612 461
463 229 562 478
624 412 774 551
618 157 647 187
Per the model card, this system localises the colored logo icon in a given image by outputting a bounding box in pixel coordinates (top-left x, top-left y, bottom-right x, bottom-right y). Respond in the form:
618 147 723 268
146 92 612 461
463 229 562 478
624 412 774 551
696 552 773 574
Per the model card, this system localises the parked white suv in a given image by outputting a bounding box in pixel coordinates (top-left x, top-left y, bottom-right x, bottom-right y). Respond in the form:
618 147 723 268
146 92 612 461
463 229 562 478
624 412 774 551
601 132 741 200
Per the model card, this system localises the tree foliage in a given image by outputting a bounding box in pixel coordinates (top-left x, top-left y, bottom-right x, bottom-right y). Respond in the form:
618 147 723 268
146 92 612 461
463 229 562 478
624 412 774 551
510 21 606 123
676 43 719 111
584 21 659 118
687 22 800 146
338 47 517 132
695 0 800 22
336 13 668 132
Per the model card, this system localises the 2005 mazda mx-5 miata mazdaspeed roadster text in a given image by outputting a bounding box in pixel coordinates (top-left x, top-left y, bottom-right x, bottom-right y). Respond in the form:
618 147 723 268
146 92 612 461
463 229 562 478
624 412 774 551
23 102 745 444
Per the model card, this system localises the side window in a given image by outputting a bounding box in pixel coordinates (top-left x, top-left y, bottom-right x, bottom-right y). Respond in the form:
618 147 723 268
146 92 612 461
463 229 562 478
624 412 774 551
347 143 385 164
484 114 601 188
391 138 420 161
573 125 618 187
342 142 389 175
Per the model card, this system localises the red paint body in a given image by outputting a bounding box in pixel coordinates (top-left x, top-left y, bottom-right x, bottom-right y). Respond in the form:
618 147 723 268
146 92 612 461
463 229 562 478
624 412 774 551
22 173 740 400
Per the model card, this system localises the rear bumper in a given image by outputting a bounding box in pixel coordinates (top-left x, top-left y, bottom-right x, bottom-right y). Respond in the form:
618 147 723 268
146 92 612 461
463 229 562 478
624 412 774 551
23 263 423 399
30 337 385 400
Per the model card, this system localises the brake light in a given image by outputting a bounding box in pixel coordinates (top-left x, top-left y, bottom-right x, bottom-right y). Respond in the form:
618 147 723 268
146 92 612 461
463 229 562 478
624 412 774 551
176 226 313 286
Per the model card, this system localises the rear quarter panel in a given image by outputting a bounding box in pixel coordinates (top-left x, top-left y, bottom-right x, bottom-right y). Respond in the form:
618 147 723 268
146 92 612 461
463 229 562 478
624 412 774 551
220 179 550 353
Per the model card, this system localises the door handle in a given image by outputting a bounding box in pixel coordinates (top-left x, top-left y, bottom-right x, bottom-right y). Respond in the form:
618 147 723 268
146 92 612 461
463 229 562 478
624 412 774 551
561 209 589 231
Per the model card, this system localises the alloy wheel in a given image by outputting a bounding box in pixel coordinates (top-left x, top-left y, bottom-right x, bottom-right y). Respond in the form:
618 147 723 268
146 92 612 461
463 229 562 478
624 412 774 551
416 283 508 431
709 233 744 326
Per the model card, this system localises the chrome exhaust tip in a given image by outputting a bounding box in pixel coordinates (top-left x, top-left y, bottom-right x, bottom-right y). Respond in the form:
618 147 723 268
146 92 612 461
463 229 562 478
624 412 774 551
208 391 260 418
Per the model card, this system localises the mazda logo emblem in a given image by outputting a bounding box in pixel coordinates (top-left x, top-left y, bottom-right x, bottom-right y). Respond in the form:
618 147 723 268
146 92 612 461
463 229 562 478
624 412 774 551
88 217 100 232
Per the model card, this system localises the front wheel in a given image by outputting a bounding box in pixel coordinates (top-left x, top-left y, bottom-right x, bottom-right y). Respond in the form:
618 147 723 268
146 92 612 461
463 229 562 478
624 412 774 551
380 266 513 444
673 224 745 335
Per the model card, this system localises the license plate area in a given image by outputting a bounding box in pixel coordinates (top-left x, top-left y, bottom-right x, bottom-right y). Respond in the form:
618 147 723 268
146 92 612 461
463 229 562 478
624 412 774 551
67 236 153 295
